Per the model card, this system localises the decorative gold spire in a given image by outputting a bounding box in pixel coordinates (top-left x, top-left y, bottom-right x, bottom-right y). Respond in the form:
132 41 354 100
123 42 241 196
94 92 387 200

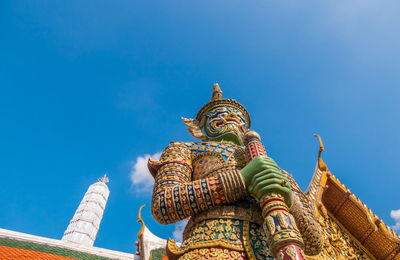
314 134 328 172
137 204 146 239
211 83 222 101
98 174 109 183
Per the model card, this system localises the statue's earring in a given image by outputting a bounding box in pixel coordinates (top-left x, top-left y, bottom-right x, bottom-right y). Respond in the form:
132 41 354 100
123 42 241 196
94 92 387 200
181 117 206 140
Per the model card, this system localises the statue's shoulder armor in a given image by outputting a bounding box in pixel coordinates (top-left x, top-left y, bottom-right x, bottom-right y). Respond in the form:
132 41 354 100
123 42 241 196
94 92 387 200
163 141 194 156
147 141 194 177
148 141 247 177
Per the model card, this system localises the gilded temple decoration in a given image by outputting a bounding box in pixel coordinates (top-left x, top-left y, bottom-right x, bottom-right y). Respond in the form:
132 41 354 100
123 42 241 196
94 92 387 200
305 135 400 259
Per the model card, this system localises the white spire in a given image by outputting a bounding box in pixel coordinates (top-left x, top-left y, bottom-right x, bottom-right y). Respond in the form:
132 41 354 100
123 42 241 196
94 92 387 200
62 175 110 247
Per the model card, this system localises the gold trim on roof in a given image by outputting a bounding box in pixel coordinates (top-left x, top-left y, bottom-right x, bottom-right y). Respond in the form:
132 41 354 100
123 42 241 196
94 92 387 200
306 137 400 259
137 204 146 239
314 135 328 172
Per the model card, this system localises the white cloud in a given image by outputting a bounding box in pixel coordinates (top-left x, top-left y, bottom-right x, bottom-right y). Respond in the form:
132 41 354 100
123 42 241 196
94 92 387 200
130 152 161 191
172 219 188 242
390 209 400 231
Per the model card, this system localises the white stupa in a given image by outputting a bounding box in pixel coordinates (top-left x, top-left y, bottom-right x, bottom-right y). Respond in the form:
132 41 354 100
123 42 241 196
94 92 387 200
62 175 110 247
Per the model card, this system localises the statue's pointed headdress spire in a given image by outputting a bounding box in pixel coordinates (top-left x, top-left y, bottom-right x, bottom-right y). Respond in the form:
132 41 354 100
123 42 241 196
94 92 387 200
211 83 222 101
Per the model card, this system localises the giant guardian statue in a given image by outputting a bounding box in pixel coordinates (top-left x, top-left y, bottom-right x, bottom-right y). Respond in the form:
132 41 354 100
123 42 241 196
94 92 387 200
148 84 323 259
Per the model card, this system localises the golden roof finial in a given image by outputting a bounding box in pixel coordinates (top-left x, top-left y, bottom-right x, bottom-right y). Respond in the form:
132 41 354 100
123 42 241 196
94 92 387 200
314 134 328 172
211 83 222 101
137 204 146 239
98 174 109 183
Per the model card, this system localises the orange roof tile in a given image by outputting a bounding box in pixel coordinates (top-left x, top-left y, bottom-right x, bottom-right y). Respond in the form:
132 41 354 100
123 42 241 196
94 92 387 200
0 245 76 259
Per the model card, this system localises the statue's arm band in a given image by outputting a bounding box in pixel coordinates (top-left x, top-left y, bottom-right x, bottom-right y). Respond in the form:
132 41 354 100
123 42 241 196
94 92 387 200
218 169 247 203
151 164 246 224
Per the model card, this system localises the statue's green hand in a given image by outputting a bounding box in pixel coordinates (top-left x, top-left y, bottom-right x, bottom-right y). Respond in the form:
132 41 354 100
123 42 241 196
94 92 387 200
240 156 293 207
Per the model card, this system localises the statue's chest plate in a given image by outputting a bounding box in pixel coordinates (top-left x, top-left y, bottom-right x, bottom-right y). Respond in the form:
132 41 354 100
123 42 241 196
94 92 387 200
190 142 247 180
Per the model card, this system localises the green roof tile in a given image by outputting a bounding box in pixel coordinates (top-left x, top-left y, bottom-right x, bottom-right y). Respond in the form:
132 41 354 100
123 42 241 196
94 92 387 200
0 237 111 260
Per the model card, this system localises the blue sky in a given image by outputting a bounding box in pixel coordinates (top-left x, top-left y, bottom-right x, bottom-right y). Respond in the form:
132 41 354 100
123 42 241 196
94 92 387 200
1 0 400 254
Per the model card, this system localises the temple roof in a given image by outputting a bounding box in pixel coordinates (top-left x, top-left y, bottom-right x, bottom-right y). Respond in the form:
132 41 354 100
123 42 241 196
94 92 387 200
0 228 137 260
306 135 400 259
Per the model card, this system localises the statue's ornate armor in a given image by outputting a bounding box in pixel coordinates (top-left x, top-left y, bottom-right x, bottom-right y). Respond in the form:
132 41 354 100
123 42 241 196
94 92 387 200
148 84 322 259
149 140 322 259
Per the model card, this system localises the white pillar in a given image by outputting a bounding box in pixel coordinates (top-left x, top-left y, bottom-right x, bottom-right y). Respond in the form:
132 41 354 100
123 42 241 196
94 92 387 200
62 175 110 247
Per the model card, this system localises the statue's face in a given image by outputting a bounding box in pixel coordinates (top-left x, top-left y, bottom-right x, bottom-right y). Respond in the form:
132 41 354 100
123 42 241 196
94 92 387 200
202 106 249 146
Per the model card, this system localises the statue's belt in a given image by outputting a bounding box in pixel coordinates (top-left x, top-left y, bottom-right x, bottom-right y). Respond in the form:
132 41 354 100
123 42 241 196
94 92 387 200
167 218 273 260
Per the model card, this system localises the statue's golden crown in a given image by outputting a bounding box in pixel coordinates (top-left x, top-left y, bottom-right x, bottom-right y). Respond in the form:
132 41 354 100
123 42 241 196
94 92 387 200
195 83 251 127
